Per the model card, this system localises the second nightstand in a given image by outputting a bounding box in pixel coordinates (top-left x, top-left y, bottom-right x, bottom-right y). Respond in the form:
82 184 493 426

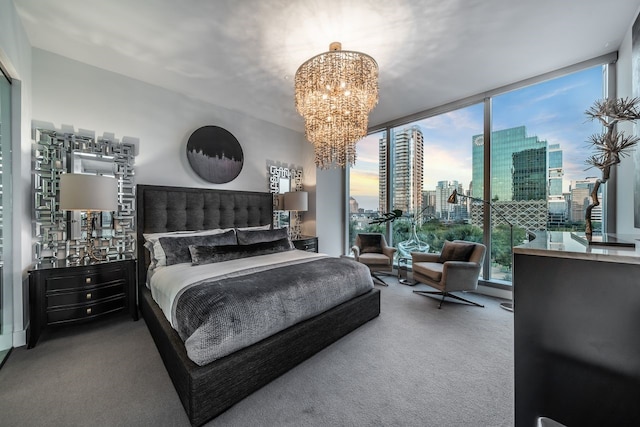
292 236 318 253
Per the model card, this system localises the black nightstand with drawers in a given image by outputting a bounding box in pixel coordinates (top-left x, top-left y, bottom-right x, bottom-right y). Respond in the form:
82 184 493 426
292 236 318 253
28 258 137 348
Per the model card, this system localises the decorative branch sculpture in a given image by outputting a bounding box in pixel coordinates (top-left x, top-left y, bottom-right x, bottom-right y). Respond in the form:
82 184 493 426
584 97 640 235
369 209 403 224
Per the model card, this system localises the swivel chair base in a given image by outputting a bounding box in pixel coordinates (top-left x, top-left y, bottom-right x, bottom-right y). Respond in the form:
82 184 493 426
413 290 484 309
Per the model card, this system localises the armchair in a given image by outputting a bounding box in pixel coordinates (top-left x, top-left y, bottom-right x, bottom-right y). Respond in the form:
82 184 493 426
352 233 397 286
411 240 486 308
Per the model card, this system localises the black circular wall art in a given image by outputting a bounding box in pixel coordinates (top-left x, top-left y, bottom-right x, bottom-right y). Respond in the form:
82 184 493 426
186 125 244 184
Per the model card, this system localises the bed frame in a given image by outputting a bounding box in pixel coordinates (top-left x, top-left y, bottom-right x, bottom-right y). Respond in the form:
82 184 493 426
136 184 381 426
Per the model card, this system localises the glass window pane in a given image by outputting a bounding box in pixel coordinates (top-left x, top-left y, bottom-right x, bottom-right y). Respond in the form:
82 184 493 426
390 104 484 264
490 66 604 281
348 131 386 248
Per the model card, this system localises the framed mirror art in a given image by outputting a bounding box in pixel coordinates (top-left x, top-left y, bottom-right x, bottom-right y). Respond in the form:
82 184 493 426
268 164 303 229
32 127 137 262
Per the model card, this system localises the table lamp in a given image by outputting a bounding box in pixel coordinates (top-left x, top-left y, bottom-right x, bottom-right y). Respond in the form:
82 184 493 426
59 173 118 262
284 191 308 240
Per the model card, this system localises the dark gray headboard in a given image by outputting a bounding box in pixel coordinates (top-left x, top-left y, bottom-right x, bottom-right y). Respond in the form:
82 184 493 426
136 184 273 286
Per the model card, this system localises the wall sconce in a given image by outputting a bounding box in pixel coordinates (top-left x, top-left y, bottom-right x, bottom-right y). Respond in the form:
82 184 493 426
59 173 118 262
284 191 308 240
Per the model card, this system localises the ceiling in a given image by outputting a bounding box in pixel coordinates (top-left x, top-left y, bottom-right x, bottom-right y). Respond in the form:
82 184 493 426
12 0 640 133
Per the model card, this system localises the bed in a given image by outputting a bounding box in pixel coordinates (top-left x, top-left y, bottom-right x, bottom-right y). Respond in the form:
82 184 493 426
136 184 381 426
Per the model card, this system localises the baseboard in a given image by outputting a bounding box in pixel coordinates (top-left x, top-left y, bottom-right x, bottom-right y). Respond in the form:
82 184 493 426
12 329 26 347
476 284 512 301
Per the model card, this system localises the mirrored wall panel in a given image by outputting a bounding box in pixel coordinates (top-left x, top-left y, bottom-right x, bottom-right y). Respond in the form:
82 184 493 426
268 164 303 230
32 128 137 262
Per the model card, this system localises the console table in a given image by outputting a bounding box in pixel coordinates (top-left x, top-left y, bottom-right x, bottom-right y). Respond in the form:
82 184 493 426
513 232 640 426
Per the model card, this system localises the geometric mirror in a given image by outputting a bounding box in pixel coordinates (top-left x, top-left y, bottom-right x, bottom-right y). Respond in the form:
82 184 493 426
32 127 137 262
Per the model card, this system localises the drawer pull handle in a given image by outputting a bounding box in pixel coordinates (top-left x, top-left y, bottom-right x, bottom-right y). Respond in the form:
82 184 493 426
85 277 92 284
86 308 92 315
86 292 92 300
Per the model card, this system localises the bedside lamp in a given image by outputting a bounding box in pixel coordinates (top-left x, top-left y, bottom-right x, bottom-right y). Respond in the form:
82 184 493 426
284 191 308 240
60 173 118 262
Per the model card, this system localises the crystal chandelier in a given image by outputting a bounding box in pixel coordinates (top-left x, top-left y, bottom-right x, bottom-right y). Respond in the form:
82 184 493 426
294 42 378 169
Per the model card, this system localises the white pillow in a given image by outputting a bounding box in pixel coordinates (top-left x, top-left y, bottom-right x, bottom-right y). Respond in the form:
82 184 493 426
236 224 272 231
143 228 233 269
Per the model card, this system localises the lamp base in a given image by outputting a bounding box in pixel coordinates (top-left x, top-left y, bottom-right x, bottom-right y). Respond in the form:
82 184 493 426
500 302 514 312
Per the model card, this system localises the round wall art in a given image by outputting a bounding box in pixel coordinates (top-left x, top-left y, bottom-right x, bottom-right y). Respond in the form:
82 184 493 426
186 125 244 184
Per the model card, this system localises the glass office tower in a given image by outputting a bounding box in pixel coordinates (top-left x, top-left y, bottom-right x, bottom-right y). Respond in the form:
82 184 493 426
472 126 547 202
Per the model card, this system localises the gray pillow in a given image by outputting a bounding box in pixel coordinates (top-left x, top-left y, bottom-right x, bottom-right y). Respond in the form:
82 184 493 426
437 240 476 263
159 230 237 265
189 238 293 266
236 227 288 245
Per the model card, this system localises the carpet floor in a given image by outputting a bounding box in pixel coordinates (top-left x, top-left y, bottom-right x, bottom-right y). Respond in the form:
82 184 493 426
0 277 514 426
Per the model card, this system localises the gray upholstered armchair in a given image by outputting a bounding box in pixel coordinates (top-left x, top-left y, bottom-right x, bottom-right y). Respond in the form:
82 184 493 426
411 240 486 308
352 233 397 286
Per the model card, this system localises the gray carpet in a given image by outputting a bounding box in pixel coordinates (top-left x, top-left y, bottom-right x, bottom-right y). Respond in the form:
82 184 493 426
0 278 514 426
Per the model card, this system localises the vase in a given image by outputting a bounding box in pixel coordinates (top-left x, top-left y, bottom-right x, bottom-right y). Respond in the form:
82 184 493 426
397 222 429 259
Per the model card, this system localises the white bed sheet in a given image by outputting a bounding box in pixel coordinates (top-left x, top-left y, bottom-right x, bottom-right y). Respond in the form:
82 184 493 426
149 250 327 327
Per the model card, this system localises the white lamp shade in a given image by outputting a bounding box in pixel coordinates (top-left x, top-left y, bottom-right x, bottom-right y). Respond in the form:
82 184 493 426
59 173 119 211
284 191 308 212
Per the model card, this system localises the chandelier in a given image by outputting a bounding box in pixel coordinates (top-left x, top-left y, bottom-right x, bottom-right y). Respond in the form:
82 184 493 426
294 42 378 169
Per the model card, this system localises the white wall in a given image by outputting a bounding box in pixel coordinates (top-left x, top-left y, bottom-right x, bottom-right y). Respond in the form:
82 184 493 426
315 168 344 256
32 49 309 192
0 0 32 347
615 6 640 235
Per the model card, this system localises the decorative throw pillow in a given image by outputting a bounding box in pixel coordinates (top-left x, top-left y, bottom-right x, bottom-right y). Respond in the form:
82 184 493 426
437 240 476 263
144 228 233 269
359 234 383 254
159 229 237 266
189 237 293 266
236 227 289 245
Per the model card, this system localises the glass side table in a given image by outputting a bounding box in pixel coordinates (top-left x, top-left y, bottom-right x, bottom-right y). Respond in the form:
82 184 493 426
397 257 416 285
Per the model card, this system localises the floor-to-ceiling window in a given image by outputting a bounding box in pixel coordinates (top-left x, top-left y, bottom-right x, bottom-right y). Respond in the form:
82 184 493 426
347 57 610 288
347 131 386 248
488 65 604 280
390 104 483 261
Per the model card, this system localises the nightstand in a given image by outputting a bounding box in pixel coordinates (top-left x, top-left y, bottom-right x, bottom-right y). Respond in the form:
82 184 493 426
28 258 137 348
292 235 318 253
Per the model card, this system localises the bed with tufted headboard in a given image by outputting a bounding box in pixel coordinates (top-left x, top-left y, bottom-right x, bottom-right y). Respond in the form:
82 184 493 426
136 184 380 426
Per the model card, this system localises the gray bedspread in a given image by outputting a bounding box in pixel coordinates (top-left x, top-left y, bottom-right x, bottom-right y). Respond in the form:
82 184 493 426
173 257 374 366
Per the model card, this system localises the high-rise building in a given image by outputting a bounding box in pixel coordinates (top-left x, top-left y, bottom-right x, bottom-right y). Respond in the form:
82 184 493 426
378 126 424 216
512 147 547 200
472 126 548 202
435 180 464 220
378 136 388 214
349 196 359 213
547 143 567 227
422 190 436 219
470 126 549 231
548 144 563 196
570 177 602 224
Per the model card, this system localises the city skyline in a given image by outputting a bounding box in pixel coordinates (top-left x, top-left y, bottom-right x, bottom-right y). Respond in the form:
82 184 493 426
350 65 603 212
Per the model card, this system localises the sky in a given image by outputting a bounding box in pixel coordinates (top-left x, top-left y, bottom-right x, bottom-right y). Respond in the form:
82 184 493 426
350 66 604 211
